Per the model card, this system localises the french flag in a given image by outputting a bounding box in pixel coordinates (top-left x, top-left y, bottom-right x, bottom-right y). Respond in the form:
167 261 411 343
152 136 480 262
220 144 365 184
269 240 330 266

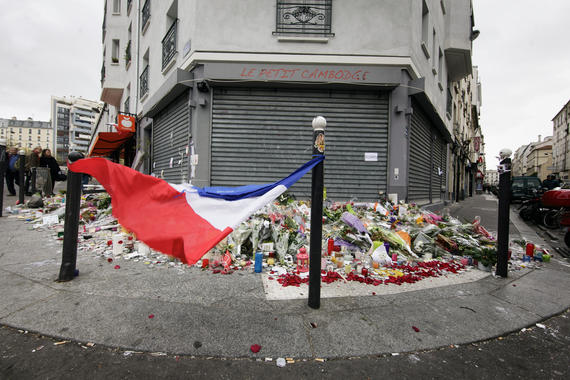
68 156 324 264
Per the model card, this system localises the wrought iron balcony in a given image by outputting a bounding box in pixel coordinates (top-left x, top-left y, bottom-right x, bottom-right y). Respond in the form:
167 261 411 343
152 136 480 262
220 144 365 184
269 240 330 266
162 19 178 70
140 65 149 98
142 0 151 31
274 0 333 36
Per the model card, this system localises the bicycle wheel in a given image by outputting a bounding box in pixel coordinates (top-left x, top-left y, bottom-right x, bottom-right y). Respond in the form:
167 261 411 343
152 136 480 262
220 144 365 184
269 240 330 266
543 210 561 229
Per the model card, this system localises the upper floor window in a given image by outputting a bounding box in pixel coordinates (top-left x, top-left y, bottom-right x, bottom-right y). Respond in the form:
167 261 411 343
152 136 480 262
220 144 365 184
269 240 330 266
142 0 151 32
274 0 333 36
112 0 120 14
421 0 430 58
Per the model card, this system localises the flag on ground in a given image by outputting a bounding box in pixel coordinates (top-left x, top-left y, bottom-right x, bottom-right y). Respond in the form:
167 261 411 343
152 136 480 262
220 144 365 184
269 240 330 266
68 156 324 264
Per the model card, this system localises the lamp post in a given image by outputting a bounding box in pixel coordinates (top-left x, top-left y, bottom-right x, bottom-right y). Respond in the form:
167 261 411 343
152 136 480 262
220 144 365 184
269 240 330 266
308 116 326 309
496 148 512 278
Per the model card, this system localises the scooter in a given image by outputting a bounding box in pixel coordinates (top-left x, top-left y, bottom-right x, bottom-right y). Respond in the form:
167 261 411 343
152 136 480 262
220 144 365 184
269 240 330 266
541 189 570 247
518 189 546 224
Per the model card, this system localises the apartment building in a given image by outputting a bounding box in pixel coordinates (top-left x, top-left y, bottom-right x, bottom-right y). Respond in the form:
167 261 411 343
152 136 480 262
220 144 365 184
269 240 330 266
96 0 478 203
552 99 570 180
0 117 52 152
51 96 103 162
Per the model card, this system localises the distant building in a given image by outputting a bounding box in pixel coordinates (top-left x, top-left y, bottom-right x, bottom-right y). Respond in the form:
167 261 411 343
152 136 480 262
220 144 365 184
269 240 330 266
525 136 552 180
0 117 52 152
552 99 570 180
50 96 103 162
485 170 499 186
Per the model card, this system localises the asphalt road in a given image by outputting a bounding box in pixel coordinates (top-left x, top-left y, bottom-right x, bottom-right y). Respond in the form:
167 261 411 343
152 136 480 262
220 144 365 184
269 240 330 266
2 309 569 379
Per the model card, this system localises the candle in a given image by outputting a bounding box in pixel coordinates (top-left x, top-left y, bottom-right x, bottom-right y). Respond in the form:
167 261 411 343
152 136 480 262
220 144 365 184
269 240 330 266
202 259 209 268
372 261 379 269
267 258 275 266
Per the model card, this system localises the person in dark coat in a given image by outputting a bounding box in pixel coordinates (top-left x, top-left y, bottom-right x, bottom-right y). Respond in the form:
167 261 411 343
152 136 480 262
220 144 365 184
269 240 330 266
24 146 42 195
5 147 19 196
39 149 66 186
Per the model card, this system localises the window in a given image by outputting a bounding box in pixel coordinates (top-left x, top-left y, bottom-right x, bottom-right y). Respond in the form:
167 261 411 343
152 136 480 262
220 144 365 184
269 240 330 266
112 39 120 63
274 0 333 36
432 29 437 70
438 48 444 86
112 0 120 14
421 0 430 58
142 0 151 31
140 50 149 98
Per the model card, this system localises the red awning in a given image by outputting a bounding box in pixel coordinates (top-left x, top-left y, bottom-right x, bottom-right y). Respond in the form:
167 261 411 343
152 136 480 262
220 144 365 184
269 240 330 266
89 132 134 157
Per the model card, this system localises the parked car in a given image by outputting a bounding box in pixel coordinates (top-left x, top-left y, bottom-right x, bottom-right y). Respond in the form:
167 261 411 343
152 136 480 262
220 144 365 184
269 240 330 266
510 176 543 202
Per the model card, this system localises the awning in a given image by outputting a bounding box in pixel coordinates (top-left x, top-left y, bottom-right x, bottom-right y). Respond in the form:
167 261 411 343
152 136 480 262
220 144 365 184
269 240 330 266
89 132 134 157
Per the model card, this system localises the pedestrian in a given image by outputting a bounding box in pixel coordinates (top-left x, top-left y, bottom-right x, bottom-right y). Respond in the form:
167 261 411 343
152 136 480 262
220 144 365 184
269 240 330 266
5 147 19 196
24 146 42 195
39 149 66 195
542 175 559 190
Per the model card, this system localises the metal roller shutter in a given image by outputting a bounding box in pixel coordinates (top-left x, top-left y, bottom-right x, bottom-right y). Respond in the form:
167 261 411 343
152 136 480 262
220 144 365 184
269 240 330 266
211 88 389 201
151 91 190 183
409 108 432 204
409 101 447 204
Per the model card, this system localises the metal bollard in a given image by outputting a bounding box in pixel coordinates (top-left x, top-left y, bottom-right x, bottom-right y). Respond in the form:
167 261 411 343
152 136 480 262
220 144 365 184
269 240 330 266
57 152 85 282
31 167 37 194
496 155 512 278
308 116 326 309
18 150 25 204
0 139 6 217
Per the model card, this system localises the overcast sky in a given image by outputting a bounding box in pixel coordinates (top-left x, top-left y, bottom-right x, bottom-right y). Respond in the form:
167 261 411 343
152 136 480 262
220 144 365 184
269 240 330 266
1 1 569 168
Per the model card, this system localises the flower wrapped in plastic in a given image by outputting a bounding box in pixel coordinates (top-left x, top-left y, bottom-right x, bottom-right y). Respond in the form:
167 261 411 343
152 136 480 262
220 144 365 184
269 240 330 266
229 224 252 257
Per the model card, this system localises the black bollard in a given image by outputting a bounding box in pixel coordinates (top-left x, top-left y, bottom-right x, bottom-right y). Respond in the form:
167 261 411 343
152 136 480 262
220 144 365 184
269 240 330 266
18 150 25 204
58 152 85 282
31 167 37 194
308 116 326 309
496 156 511 278
0 139 6 217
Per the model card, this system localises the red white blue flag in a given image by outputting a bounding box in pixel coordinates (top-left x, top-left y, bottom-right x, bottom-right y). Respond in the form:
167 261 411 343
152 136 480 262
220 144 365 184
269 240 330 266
69 156 323 264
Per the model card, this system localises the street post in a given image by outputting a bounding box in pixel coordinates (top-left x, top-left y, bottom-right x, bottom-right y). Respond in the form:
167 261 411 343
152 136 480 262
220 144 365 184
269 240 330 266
308 116 326 309
58 152 84 282
0 139 6 217
18 149 25 204
496 149 512 278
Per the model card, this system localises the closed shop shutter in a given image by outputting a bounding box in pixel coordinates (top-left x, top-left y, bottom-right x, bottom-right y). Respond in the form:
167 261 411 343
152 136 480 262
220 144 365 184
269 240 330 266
211 88 389 201
151 91 190 183
409 101 447 204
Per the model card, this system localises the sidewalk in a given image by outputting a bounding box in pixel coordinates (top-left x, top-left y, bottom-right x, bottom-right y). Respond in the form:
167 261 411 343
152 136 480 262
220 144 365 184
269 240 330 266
1 191 569 359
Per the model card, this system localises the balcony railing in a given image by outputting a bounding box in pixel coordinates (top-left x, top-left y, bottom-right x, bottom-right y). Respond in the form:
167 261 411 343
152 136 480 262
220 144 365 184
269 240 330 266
162 19 178 70
274 0 333 36
101 63 105 85
142 0 151 31
140 65 149 98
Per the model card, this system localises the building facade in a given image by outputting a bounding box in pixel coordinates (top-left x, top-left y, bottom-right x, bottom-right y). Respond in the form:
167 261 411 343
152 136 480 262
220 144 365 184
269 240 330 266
446 66 483 200
97 0 479 203
51 96 103 162
552 99 570 180
0 117 52 152
525 136 552 180
484 170 498 186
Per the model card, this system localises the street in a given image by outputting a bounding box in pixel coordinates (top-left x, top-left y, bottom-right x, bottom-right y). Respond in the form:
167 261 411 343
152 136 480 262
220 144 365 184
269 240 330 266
1 311 568 379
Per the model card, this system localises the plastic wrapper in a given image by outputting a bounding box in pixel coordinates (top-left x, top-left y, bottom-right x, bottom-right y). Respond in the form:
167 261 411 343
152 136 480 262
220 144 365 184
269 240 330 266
369 226 417 258
341 212 368 234
230 224 251 257
412 232 434 255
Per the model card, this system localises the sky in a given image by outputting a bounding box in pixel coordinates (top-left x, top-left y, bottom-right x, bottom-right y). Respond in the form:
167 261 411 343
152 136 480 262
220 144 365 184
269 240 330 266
1 1 569 169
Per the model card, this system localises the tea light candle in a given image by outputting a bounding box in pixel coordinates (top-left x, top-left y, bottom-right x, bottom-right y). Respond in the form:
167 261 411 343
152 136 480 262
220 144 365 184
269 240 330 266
267 258 275 266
